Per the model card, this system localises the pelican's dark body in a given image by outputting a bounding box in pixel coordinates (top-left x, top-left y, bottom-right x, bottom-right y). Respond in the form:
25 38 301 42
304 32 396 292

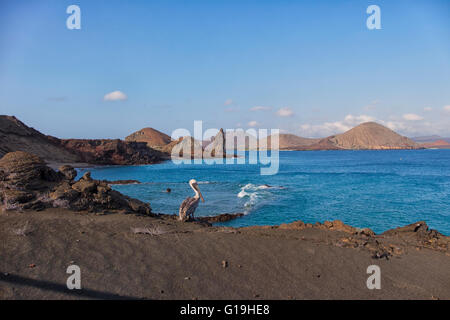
178 179 204 221
179 196 200 221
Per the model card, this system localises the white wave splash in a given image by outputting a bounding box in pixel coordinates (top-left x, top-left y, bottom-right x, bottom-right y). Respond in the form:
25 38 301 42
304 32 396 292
237 183 281 214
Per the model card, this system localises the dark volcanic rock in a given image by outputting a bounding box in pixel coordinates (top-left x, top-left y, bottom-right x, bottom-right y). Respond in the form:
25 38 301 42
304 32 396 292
197 212 244 223
381 221 448 251
59 139 169 165
58 165 77 181
0 151 152 215
0 151 61 190
102 179 141 185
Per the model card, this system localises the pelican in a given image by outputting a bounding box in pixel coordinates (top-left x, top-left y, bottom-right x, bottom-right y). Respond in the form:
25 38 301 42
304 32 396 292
179 179 205 221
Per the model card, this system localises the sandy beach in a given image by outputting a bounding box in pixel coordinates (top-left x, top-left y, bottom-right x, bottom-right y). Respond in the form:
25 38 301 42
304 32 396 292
1 209 449 300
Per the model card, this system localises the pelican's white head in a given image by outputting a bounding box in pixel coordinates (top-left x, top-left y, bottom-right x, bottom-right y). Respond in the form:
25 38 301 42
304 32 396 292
188 179 204 202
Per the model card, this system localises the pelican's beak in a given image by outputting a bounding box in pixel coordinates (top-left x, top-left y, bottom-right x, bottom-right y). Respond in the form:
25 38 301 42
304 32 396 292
195 184 205 202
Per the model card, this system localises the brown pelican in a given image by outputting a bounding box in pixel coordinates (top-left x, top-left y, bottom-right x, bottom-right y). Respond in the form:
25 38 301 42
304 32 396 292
179 179 205 221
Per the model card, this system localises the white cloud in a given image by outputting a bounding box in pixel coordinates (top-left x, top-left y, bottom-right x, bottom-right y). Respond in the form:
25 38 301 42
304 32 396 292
224 99 234 106
383 120 407 132
424 107 433 112
299 113 450 138
276 107 294 117
103 90 127 101
402 113 423 121
444 105 450 113
298 114 375 137
247 121 260 127
343 114 376 125
250 106 271 112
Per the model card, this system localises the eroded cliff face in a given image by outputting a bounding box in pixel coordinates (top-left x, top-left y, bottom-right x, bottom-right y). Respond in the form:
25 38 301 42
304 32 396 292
0 115 169 165
0 151 152 214
58 139 169 165
0 116 80 163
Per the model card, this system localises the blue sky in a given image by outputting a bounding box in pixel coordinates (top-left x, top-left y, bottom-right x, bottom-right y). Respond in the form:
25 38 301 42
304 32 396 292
0 0 449 139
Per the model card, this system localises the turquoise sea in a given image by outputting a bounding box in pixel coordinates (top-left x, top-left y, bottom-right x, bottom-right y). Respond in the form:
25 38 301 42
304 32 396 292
81 150 450 235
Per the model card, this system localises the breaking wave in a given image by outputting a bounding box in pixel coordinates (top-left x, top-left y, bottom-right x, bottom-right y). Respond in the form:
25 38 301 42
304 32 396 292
237 183 282 214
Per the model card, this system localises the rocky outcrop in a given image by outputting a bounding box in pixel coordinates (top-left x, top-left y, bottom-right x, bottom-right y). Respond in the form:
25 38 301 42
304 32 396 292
0 151 152 214
382 221 449 250
164 136 204 159
197 212 244 224
203 129 226 158
101 179 141 185
58 139 168 165
0 116 80 163
277 219 449 259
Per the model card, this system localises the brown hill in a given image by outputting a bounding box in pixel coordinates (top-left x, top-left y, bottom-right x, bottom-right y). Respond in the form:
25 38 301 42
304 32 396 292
327 122 420 150
257 134 320 150
292 138 343 151
420 140 450 149
125 127 172 148
0 116 79 163
276 122 420 151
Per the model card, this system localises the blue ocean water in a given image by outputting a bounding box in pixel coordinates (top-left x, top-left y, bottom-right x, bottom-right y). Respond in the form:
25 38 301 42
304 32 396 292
81 150 450 235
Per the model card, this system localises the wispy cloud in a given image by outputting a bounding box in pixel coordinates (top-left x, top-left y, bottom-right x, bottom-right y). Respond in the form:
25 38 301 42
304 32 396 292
443 105 450 113
250 106 271 112
402 113 423 121
276 107 294 117
224 99 234 106
299 114 375 137
424 107 433 112
299 113 449 138
104 91 127 101
247 120 260 127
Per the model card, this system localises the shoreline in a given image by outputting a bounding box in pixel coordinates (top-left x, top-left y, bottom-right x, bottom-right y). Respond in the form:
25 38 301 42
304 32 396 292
51 148 450 169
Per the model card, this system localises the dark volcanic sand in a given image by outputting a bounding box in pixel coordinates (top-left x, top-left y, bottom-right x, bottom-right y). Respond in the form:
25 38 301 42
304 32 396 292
0 209 449 300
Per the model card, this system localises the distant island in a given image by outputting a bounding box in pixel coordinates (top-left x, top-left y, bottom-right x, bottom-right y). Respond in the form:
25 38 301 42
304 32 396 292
0 115 448 167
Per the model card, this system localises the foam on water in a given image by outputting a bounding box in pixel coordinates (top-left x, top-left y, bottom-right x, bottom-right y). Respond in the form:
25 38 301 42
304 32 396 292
237 183 276 214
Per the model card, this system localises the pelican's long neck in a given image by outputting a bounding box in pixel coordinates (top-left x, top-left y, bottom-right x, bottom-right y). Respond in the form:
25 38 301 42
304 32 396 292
190 182 200 198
